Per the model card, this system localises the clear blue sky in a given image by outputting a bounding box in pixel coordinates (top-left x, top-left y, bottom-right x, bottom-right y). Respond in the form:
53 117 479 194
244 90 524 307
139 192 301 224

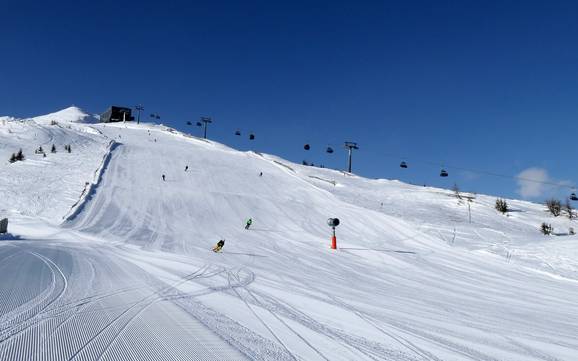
2 0 577 200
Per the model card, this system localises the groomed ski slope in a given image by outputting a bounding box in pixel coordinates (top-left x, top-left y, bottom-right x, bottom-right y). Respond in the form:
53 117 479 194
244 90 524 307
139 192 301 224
1 108 578 360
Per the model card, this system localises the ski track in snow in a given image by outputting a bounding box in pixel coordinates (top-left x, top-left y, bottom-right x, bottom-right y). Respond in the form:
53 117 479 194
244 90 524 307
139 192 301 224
1 112 578 360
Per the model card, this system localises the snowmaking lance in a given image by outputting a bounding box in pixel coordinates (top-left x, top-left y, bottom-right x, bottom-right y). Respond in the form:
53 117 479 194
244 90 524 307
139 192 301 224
327 218 340 250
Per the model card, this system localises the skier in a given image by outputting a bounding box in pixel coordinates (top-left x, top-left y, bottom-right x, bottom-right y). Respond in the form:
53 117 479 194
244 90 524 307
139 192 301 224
259 172 262 177
162 174 166 181
244 218 253 230
212 239 225 252
185 165 189 172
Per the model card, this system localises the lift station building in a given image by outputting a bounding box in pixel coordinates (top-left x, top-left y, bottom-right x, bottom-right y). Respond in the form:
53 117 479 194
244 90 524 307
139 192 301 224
101 106 134 123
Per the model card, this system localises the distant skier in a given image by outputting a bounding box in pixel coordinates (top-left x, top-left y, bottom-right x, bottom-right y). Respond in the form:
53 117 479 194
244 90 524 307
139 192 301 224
162 174 166 181
245 218 253 230
185 165 189 172
259 172 263 177
212 239 225 252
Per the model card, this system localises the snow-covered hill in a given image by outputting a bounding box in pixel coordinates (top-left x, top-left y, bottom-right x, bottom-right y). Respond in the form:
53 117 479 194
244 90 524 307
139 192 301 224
1 108 577 361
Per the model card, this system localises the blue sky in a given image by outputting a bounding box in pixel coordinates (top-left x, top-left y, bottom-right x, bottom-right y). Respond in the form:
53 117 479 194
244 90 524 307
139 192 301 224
2 0 577 200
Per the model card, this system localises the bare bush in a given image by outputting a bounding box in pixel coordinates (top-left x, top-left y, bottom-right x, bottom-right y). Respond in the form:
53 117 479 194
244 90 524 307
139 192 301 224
452 183 462 200
546 198 561 217
565 198 574 220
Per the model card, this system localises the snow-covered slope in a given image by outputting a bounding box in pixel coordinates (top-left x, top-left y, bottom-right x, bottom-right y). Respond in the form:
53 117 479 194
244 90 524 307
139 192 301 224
1 110 577 361
0 110 108 221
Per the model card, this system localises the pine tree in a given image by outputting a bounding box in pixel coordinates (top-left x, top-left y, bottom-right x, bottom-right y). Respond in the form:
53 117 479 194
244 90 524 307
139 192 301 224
540 222 553 235
16 149 24 161
495 198 508 214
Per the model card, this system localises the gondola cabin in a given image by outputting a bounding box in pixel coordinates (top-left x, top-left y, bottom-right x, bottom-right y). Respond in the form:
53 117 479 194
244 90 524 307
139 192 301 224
440 169 449 177
571 193 578 201
400 161 408 168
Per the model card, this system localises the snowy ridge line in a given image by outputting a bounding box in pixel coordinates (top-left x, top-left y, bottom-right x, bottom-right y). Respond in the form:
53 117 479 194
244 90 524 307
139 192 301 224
163 125 212 144
271 160 295 173
61 140 118 222
308 175 336 186
262 155 339 199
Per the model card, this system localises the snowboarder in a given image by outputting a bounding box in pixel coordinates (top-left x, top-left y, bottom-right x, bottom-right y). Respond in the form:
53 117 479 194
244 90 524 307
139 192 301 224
245 218 253 230
185 165 189 172
212 239 225 252
162 174 166 181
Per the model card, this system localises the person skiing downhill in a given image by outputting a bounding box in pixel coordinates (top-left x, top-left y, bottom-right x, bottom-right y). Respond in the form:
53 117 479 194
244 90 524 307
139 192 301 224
162 174 166 181
212 239 225 252
185 165 189 172
245 218 253 230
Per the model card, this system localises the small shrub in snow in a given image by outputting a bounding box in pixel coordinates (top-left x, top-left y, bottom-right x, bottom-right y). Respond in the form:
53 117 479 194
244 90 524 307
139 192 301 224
452 183 462 200
565 198 574 220
15 149 24 161
546 199 561 217
10 149 25 163
569 227 575 235
495 198 508 214
50 120 58 125
540 222 553 235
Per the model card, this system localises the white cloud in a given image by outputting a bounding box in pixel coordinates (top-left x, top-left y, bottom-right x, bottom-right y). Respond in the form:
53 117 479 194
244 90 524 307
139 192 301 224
516 168 572 199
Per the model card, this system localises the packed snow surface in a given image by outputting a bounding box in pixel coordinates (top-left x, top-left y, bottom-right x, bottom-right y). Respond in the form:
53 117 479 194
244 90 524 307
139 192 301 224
1 108 577 360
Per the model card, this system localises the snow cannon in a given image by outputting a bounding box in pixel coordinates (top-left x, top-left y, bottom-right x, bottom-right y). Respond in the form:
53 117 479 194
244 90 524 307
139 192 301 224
327 218 340 250
327 218 340 227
